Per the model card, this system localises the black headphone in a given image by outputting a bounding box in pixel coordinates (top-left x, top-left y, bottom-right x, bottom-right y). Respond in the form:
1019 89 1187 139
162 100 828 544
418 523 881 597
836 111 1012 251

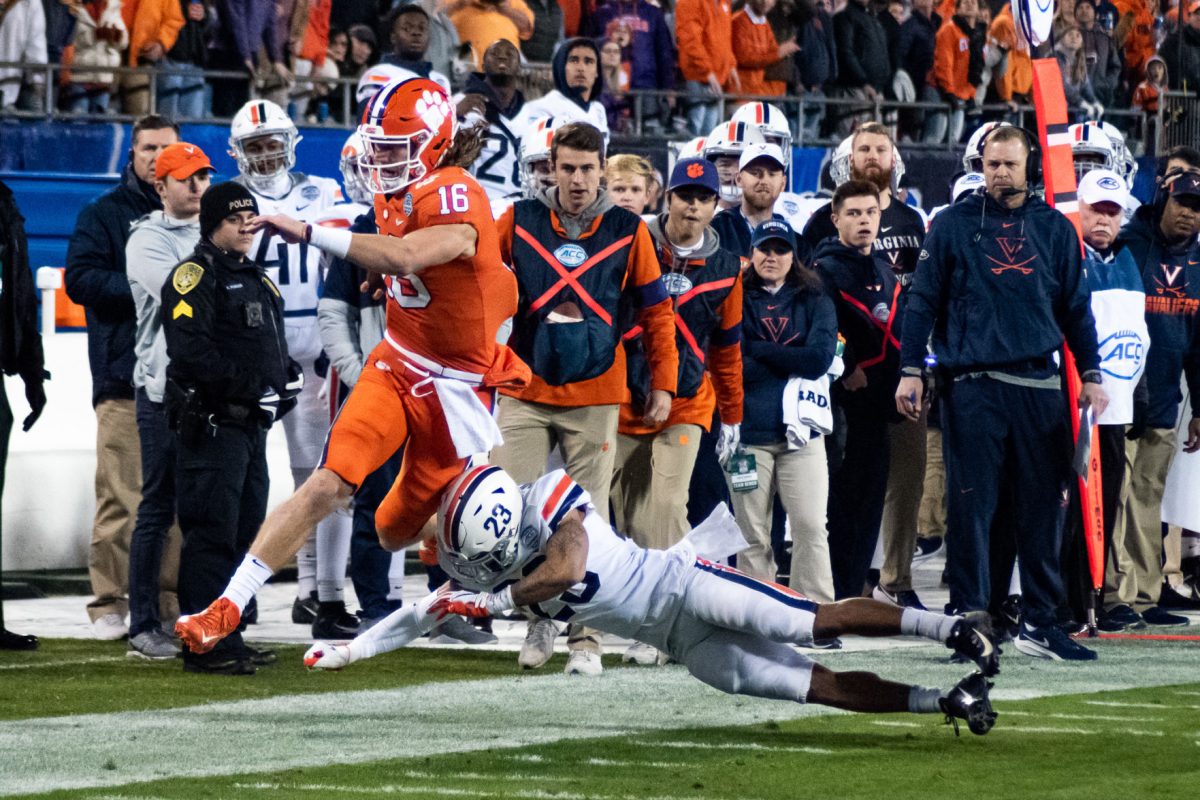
977 125 1042 189
1153 166 1189 208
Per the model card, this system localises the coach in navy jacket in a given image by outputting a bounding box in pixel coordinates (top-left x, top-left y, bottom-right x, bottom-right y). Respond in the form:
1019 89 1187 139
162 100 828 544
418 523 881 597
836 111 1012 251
896 126 1104 661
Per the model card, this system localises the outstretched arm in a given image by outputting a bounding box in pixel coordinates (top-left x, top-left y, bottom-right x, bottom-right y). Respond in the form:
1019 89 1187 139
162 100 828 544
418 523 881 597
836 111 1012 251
248 213 477 276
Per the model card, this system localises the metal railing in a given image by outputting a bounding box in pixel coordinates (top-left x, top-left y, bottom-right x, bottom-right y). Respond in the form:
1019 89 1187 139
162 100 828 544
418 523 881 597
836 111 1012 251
0 59 1189 155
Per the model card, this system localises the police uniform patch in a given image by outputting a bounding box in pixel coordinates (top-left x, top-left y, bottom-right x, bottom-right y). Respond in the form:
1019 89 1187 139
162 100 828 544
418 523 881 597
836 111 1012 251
172 299 193 319
403 193 414 215
172 262 204 295
302 184 321 201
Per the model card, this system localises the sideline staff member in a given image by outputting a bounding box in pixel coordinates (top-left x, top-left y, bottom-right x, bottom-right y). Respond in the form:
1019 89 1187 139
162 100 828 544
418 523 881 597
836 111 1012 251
161 182 301 675
896 126 1107 662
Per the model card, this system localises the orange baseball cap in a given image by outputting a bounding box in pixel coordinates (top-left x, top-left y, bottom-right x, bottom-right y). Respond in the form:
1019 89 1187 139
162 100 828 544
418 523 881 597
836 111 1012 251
155 142 213 181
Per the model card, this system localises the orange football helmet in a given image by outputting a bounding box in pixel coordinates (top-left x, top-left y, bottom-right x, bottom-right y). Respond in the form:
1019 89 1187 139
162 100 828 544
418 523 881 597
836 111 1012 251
358 77 456 195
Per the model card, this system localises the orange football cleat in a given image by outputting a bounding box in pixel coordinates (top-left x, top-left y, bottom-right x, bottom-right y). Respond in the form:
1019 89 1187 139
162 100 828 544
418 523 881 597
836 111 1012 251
175 597 241 654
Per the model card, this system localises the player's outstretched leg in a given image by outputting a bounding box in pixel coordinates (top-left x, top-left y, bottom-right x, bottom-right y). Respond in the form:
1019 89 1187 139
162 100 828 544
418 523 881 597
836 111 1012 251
683 562 999 676
175 469 354 654
814 599 1000 677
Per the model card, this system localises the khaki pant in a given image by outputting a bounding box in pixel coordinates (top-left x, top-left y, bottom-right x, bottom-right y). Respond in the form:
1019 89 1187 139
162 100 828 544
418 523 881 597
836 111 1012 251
1105 427 1176 612
87 399 141 620
727 439 834 603
492 397 619 655
611 424 702 551
917 427 946 538
880 412 927 591
118 70 151 115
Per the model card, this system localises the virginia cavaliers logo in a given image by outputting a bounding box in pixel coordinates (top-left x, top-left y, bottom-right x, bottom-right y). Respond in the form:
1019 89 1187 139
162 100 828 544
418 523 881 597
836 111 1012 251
1161 263 1183 287
761 316 798 343
687 163 705 179
987 237 1037 275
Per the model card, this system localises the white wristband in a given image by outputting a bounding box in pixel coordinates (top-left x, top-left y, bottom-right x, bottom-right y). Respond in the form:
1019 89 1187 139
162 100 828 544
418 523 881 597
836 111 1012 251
307 223 353 259
486 587 515 615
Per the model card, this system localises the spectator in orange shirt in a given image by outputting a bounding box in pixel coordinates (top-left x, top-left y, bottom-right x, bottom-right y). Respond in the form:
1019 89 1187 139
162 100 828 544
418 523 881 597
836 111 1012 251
125 0 184 114
929 0 978 144
1113 0 1154 79
447 0 534 69
732 0 801 100
1133 54 1167 149
988 3 1031 115
676 0 740 135
493 122 678 677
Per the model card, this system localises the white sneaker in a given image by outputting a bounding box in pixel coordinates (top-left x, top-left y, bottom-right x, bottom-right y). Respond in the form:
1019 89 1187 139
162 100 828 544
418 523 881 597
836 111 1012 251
92 613 128 641
563 649 602 676
622 641 661 665
518 618 559 669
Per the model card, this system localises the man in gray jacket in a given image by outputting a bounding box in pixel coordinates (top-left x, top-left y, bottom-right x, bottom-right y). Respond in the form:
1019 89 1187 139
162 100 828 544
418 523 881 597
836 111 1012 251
124 142 212 660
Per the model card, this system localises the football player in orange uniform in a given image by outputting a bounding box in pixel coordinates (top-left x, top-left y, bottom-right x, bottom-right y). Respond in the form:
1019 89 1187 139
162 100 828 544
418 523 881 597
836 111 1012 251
175 77 530 659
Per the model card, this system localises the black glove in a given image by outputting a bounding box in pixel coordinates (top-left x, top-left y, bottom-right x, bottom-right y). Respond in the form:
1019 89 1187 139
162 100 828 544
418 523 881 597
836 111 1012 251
21 369 48 432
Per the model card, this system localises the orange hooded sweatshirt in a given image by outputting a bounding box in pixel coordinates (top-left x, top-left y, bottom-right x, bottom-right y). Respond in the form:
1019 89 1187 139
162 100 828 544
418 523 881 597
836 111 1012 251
989 6 1033 100
732 8 786 97
676 0 738 87
932 15 974 101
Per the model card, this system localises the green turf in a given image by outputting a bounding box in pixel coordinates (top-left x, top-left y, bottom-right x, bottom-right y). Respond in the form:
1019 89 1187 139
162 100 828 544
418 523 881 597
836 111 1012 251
0 639 625 721
8 681 1200 800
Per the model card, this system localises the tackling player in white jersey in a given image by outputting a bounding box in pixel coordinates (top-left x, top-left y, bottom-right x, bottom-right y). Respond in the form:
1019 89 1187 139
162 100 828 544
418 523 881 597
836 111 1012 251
306 465 1001 736
229 99 356 637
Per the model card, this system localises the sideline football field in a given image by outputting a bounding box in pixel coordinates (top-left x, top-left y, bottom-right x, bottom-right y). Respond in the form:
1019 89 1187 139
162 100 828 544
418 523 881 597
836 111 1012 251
2 634 1198 799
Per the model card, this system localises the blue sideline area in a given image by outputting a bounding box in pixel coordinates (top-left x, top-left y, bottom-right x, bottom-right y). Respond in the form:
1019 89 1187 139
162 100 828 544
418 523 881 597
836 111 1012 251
0 118 1161 275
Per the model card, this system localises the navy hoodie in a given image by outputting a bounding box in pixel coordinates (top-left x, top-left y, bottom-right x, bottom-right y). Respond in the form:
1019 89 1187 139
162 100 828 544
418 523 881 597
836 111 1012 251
900 192 1099 379
740 277 838 445
814 236 904 416
1117 203 1200 427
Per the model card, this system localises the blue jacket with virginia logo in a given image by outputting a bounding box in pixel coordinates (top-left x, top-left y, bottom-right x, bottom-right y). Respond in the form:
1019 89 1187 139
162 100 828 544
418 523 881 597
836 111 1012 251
900 192 1099 378
740 277 838 445
1117 203 1200 427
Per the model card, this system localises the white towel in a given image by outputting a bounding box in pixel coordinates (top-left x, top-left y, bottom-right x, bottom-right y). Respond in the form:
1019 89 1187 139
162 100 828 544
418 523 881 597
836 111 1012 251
783 367 836 450
668 502 749 562
433 378 504 459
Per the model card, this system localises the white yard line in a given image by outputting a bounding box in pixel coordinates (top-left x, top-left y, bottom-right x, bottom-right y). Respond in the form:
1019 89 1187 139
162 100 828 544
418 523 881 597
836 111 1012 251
0 657 122 671
1000 710 1161 723
1084 701 1200 710
633 741 834 755
235 782 740 800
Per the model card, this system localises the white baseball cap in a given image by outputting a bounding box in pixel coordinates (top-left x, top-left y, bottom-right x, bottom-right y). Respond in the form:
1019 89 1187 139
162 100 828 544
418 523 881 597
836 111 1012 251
1078 169 1128 210
738 142 787 172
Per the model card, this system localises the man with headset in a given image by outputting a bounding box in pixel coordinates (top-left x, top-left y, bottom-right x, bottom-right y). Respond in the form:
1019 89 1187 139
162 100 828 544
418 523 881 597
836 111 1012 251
896 125 1108 662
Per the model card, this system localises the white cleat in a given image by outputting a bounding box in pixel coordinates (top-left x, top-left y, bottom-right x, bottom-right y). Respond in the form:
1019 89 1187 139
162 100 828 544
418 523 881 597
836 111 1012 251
564 650 603 676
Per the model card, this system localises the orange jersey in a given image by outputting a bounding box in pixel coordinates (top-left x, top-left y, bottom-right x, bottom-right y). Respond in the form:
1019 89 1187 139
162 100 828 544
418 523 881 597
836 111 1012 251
374 166 518 374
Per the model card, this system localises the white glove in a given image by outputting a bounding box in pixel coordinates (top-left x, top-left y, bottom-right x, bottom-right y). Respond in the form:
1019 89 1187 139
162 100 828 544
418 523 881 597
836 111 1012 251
283 368 305 398
715 423 741 468
303 642 353 671
429 587 515 619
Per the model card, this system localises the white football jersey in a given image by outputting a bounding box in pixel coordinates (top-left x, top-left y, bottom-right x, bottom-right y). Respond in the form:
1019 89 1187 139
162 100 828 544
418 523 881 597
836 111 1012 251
773 192 828 234
356 63 451 109
496 470 688 638
245 173 344 363
517 91 610 144
472 116 527 201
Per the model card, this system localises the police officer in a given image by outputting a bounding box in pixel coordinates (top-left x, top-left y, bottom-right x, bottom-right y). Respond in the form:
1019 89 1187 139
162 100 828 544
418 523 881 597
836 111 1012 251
161 182 302 675
897 126 1107 662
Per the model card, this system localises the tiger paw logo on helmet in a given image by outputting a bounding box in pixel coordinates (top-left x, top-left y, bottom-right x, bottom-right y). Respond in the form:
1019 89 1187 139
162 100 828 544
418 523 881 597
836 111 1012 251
415 90 451 133
687 162 705 179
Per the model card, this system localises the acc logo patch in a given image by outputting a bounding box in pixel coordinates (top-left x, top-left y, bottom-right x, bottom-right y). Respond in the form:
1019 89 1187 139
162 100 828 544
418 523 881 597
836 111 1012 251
172 299 192 320
403 193 414 215
782 200 798 215
302 184 321 201
1098 329 1145 380
554 244 587 267
662 272 694 296
872 302 891 323
172 262 204 295
1097 176 1122 190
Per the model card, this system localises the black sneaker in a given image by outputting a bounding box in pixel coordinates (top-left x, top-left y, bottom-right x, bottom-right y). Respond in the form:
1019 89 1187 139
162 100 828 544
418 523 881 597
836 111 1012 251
1098 603 1144 632
0 628 38 651
1157 584 1200 611
1140 605 1191 627
863 568 880 596
913 535 944 561
997 594 1022 641
938 671 997 736
292 591 318 625
241 645 277 666
312 602 362 639
1015 621 1098 661
872 585 929 610
183 653 256 675
945 616 1000 677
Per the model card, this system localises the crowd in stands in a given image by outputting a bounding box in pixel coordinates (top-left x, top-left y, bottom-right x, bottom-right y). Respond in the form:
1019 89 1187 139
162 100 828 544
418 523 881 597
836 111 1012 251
1 0 1198 144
